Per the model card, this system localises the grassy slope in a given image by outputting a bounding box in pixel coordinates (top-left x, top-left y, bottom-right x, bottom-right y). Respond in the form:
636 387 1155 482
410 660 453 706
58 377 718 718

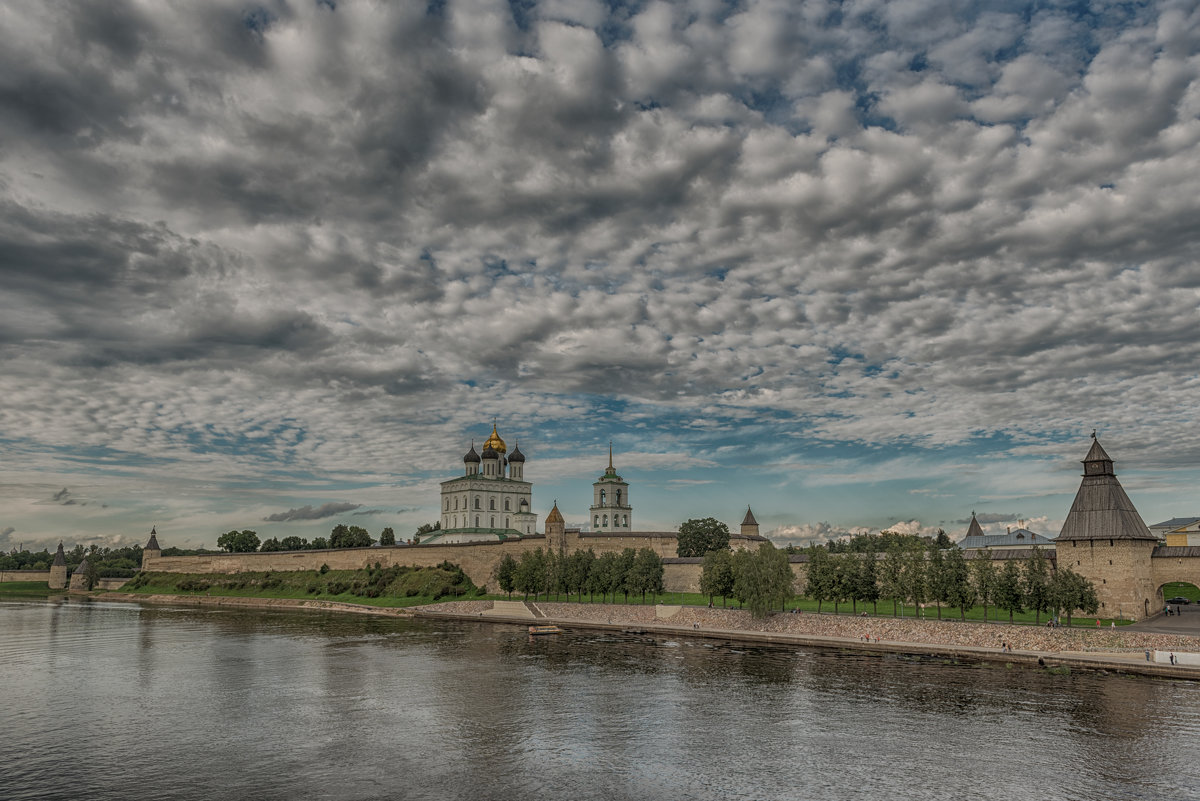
1163 582 1200 603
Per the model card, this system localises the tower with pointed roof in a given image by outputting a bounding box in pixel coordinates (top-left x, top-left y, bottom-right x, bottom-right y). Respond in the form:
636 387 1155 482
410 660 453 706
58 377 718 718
49 542 67 590
545 501 566 555
431 424 537 543
1057 435 1158 619
68 557 91 592
589 443 632 534
740 507 759 539
142 527 162 569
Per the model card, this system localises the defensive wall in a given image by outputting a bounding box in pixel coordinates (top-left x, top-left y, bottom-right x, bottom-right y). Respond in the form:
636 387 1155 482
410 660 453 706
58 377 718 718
139 535 1200 613
1 570 52 583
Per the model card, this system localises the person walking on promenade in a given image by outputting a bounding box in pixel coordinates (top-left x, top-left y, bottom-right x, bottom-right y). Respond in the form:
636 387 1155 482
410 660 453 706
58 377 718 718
1145 649 1152 662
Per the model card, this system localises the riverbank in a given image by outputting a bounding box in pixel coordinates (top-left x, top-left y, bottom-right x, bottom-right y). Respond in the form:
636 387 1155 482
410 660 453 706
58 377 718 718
89 591 1200 680
419 599 1200 680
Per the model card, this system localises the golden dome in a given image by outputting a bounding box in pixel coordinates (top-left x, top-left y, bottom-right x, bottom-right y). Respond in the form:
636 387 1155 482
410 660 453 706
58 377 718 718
482 423 506 454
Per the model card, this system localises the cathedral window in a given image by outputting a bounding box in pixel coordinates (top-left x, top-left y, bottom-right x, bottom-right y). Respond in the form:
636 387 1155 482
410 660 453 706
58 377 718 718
445 499 449 511
603 514 608 526
622 515 627 527
600 489 606 505
490 516 495 527
594 515 599 527
475 516 480 527
505 517 509 528
453 497 458 510
475 497 481 509
616 490 621 505
505 499 510 511
490 498 495 510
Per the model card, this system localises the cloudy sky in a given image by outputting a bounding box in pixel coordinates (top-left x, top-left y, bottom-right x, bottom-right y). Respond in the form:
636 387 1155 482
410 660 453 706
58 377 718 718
2 0 1200 551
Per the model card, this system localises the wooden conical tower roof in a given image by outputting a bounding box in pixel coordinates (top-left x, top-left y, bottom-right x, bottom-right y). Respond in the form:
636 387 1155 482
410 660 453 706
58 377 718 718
1057 437 1156 542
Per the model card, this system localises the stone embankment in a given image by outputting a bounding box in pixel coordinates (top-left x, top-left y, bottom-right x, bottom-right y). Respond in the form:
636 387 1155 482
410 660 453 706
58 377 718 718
423 600 1200 678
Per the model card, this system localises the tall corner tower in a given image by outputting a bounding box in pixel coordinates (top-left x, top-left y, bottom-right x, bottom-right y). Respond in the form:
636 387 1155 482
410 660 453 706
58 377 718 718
49 542 67 589
589 442 631 533
1056 435 1158 620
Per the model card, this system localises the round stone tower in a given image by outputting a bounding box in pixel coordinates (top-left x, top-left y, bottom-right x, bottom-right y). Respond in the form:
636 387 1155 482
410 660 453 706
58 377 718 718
49 542 67 590
142 527 162 570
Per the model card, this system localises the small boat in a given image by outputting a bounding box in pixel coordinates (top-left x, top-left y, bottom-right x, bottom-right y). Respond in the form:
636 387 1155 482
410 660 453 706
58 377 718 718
528 625 563 635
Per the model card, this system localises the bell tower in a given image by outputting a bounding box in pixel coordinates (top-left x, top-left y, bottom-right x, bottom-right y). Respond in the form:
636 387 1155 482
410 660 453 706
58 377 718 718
589 442 631 533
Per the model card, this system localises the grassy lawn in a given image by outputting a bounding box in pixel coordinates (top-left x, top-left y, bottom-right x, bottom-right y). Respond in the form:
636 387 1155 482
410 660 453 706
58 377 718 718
112 571 1130 629
1162 582 1200 603
123 568 483 610
0 581 53 597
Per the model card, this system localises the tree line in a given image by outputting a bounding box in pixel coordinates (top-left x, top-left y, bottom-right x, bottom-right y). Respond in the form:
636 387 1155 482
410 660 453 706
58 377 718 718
216 521 442 553
493 547 666 604
790 543 1099 624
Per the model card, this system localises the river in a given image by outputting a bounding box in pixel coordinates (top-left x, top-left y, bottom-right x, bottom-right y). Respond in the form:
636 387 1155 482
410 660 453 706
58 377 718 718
3 597 1199 801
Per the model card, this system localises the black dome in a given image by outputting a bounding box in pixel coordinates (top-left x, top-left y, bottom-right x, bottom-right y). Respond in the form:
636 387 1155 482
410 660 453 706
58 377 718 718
508 443 525 463
463 444 481 463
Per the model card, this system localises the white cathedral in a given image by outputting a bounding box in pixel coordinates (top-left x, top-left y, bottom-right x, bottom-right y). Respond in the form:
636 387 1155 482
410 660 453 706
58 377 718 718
425 424 635 544
431 424 538 543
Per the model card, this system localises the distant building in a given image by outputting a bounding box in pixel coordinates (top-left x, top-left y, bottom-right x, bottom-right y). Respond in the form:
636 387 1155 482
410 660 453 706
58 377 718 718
589 443 632 533
959 512 1056 550
1148 517 1200 546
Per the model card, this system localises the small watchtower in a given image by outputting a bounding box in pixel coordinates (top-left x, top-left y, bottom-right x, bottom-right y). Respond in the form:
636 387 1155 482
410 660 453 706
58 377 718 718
142 527 162 569
68 557 91 592
741 507 760 538
49 542 67 590
545 502 566 555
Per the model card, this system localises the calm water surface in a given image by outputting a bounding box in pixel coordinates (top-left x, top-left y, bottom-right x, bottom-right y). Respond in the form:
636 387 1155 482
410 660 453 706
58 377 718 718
3 597 1199 801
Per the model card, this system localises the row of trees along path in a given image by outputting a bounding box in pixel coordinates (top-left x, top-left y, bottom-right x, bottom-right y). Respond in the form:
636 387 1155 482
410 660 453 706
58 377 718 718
493 547 667 605
792 542 1099 625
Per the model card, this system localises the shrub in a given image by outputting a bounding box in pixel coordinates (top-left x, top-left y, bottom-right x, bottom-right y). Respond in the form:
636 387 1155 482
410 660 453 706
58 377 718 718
319 563 330 574
325 580 349 595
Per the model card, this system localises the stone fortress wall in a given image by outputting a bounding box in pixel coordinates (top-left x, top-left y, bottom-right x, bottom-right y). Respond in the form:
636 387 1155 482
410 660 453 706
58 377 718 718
136 437 1200 620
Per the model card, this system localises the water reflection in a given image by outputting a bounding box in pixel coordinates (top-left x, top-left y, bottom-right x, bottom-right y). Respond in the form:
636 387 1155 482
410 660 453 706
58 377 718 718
3 598 1200 801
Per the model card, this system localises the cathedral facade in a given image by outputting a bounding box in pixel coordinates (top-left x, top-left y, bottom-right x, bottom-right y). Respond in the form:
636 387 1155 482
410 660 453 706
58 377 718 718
430 424 538 543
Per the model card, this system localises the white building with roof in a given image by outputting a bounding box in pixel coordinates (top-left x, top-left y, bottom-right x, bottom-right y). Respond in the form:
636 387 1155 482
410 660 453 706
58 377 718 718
427 423 538 543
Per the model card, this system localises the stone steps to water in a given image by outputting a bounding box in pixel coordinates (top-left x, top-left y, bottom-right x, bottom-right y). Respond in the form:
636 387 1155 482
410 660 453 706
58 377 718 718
483 600 537 619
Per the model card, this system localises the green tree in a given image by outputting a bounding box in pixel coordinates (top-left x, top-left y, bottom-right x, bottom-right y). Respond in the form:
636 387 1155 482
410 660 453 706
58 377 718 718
494 553 518 598
804 546 835 613
676 517 731 557
311 536 329 550
566 549 595 601
926 545 950 620
628 548 664 603
944 547 976 620
415 521 441 538
515 548 546 601
280 536 308 551
1023 546 1052 624
934 528 954 549
733 543 794 618
330 524 373 549
995 559 1025 623
588 552 621 603
855 551 881 614
217 530 260 553
259 537 283 552
379 527 396 546
617 548 637 602
1048 567 1099 626
902 548 927 619
970 549 997 622
879 544 906 617
700 548 735 607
